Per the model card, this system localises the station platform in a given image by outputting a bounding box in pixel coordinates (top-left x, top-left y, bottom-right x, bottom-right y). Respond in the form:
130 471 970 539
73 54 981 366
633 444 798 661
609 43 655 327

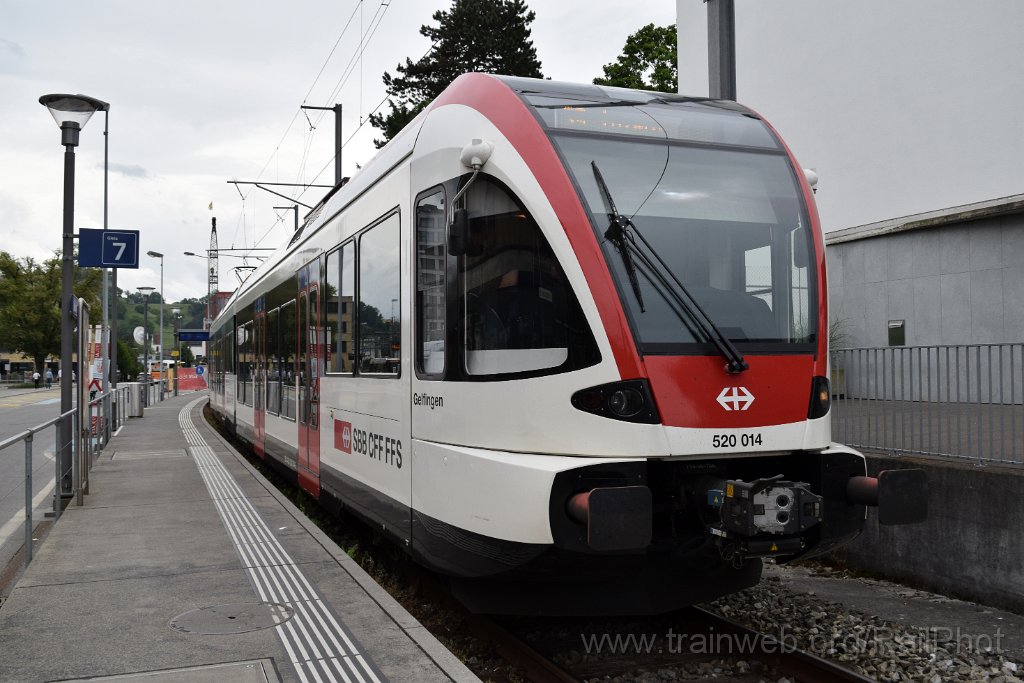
0 393 478 683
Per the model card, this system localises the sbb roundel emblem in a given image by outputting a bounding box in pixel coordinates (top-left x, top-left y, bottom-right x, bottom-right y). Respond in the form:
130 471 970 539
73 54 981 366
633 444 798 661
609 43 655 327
716 386 755 411
334 420 353 453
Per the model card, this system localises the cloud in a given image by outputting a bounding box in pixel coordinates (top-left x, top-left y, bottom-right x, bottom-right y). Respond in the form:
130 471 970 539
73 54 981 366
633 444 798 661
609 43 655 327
0 37 26 59
106 162 150 178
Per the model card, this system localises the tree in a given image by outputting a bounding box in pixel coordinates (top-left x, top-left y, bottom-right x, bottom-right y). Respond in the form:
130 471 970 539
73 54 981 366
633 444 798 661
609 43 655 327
116 339 142 381
177 344 195 368
369 0 544 147
0 251 103 372
593 23 677 93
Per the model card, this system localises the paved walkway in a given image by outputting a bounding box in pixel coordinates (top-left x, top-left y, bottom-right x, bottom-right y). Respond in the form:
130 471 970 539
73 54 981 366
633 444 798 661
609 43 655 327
0 393 477 683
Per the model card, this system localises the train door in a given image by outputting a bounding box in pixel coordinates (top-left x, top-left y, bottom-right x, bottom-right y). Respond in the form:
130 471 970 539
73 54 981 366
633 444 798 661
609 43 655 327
253 304 266 458
231 316 240 431
297 262 322 497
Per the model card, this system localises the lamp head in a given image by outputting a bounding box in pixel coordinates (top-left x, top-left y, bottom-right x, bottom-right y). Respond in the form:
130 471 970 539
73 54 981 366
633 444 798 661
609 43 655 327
137 286 155 299
39 93 108 131
146 250 163 258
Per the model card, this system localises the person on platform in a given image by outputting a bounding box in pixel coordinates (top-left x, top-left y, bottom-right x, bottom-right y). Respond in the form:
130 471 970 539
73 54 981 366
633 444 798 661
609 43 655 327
45 368 53 389
32 371 40 389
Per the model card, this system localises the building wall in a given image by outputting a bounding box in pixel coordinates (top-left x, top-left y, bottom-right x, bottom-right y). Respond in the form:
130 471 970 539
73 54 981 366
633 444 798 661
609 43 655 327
829 453 1024 614
827 213 1024 348
677 0 1024 233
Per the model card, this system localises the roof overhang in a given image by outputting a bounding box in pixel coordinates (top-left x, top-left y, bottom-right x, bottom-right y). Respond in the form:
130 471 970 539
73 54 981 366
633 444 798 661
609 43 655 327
825 194 1024 246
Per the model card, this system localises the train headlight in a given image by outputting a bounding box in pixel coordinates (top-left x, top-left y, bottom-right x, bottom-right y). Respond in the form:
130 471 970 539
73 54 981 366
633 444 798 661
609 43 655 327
571 380 660 424
608 388 644 417
807 376 831 419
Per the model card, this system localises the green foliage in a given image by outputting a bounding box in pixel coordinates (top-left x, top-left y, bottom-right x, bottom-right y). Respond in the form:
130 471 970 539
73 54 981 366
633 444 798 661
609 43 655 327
175 297 208 330
0 251 102 372
116 339 142 381
113 290 206 368
369 0 544 147
178 344 195 367
593 23 678 93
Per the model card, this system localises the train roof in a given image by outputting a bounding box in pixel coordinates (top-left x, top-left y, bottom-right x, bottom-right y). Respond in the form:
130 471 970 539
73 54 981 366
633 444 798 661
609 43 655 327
493 75 756 115
214 74 765 322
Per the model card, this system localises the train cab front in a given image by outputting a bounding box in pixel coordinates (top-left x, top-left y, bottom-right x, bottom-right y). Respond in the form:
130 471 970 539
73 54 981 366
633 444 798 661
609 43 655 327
425 77 930 616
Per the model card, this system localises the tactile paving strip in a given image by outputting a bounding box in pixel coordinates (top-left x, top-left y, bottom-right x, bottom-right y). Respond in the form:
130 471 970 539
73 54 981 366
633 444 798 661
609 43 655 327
178 399 384 683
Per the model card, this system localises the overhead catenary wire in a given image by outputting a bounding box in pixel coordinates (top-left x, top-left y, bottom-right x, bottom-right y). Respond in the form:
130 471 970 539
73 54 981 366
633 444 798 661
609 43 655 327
279 37 437 217
318 2 392 125
291 0 393 190
247 0 367 192
301 1 366 104
245 3 436 253
229 1 377 241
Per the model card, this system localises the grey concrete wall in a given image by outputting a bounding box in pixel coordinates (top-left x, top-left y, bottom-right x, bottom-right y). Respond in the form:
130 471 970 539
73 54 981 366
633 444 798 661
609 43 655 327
827 214 1024 348
826 453 1024 614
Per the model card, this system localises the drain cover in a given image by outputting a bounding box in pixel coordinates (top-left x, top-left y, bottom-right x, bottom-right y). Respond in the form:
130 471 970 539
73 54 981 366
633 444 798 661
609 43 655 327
169 602 292 635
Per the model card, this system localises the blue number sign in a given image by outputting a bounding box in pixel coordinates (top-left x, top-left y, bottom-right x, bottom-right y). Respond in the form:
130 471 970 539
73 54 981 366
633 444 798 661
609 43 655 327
78 229 140 268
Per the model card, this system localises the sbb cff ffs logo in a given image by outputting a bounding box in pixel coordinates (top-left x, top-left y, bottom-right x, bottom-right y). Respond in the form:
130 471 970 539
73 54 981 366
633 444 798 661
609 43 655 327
717 387 755 411
333 419 403 469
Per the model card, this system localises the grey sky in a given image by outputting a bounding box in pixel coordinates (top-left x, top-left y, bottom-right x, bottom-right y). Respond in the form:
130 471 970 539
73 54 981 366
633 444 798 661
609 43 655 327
0 0 676 303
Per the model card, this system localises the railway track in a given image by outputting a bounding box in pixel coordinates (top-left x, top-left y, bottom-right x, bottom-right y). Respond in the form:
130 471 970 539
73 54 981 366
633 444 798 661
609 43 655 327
482 605 878 683
688 606 876 683
409 569 878 683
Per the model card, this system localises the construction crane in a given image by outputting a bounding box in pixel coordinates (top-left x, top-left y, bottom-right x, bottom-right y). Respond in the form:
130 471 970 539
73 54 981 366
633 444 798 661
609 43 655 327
208 218 218 328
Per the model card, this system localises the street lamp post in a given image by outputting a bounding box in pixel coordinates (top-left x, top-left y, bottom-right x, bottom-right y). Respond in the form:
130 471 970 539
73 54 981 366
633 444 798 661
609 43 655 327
183 251 212 333
137 287 154 404
39 92 108 500
147 251 164 399
99 105 112 441
172 308 182 396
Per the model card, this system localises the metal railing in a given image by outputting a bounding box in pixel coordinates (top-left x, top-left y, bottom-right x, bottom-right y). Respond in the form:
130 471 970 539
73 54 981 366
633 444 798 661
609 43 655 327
831 344 1024 464
79 386 133 503
0 385 133 574
0 409 73 569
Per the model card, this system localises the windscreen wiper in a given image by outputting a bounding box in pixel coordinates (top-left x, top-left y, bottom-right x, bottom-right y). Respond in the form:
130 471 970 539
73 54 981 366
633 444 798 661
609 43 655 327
590 161 748 374
591 161 645 312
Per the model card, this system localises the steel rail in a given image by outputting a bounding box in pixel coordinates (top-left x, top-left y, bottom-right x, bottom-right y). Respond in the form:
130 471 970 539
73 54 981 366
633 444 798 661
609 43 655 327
689 606 876 683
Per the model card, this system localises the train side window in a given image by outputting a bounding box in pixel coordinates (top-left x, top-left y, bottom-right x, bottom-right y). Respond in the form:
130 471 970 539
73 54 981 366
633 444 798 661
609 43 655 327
357 213 401 376
790 229 812 342
340 242 355 373
416 189 446 376
457 176 597 377
267 307 280 415
325 249 342 373
280 300 297 420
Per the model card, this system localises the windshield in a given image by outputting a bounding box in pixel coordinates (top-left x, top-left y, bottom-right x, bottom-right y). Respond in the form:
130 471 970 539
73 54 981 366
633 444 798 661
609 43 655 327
546 112 816 353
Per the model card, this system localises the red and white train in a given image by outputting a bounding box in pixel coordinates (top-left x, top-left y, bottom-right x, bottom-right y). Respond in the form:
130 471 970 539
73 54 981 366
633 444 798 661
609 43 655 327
208 74 925 614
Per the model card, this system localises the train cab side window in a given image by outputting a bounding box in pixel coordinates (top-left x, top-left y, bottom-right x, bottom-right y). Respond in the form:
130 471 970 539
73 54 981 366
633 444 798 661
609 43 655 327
416 189 446 376
458 177 598 377
357 213 401 376
789 229 812 342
